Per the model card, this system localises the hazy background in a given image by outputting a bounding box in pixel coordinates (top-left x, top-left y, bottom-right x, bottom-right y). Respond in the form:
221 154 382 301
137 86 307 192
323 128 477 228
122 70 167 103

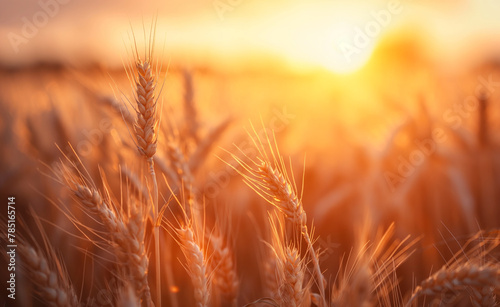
2 0 500 151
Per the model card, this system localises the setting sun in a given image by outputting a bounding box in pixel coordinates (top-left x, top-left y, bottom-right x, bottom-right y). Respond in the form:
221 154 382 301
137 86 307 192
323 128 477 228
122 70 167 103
223 3 386 74
269 2 403 74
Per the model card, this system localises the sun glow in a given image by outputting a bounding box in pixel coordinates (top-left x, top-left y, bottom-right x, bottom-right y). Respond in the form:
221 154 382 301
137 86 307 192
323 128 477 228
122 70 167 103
230 3 382 74
290 21 376 74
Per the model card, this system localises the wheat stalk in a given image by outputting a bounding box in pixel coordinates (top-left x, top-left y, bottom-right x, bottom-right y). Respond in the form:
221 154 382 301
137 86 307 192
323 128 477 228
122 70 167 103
256 159 325 295
130 46 162 307
229 138 327 306
261 161 326 305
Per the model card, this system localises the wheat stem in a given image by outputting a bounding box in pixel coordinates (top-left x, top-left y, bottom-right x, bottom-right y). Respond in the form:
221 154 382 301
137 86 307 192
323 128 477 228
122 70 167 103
148 157 161 307
257 161 326 305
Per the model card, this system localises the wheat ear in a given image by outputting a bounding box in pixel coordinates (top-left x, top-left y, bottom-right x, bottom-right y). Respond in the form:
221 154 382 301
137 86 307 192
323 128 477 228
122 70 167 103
134 60 159 160
267 213 310 307
260 163 326 303
56 161 152 305
231 150 326 305
278 246 310 307
177 225 210 307
71 183 152 306
408 264 500 306
20 245 80 307
471 286 497 307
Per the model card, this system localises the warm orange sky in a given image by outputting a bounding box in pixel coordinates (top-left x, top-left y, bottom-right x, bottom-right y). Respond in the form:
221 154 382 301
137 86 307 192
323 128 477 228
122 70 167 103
1 0 500 72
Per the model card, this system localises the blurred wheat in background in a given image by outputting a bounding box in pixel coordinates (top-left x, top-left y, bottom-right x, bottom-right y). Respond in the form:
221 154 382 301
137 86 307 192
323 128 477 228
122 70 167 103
1 0 500 306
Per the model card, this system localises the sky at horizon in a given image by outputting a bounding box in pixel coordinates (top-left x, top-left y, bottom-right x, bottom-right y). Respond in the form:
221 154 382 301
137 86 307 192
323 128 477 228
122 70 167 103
1 0 500 73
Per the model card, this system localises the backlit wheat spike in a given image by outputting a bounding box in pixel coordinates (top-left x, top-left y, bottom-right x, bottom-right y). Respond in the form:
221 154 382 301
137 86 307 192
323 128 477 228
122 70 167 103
229 137 327 306
178 225 210 307
134 59 158 159
257 161 306 225
73 184 104 215
20 245 80 307
71 184 125 239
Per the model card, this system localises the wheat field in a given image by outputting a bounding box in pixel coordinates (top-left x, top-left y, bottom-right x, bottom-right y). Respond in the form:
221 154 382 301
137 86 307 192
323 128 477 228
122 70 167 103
1 8 500 307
